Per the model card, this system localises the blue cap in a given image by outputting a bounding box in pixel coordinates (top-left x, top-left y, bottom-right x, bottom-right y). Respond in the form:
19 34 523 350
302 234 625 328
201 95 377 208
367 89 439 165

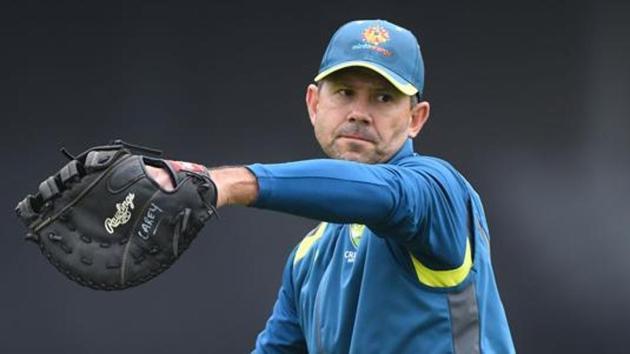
314 19 424 96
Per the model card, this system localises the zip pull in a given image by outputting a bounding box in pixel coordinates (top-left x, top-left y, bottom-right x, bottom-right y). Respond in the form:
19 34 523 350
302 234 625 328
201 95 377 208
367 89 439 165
110 139 163 156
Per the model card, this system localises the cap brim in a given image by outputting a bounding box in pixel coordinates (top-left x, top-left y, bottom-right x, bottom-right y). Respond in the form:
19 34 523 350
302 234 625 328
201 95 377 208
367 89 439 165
313 61 418 96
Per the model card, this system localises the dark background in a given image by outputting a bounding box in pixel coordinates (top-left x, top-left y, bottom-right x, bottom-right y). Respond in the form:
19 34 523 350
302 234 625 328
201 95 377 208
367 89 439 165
2 1 629 353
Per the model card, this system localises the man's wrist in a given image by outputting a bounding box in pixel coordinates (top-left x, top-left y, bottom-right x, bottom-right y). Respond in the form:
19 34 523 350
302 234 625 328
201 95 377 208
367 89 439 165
208 166 259 208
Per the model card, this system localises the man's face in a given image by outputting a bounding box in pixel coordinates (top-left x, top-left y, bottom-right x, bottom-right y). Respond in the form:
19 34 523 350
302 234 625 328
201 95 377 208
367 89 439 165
306 68 430 163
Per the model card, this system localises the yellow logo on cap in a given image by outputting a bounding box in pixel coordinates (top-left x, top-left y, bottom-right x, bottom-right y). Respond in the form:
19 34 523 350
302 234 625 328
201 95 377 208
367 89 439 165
363 25 390 46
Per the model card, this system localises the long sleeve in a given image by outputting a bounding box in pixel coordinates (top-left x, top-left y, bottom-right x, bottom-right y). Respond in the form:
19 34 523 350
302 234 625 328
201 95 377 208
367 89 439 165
248 159 404 227
247 153 471 270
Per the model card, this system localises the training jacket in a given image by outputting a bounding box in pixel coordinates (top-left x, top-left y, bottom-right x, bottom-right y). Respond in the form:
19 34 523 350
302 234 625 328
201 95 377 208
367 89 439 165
247 139 515 354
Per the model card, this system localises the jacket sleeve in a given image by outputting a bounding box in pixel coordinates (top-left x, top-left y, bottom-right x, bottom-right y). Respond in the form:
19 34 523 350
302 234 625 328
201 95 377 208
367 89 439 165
252 249 307 354
247 158 470 270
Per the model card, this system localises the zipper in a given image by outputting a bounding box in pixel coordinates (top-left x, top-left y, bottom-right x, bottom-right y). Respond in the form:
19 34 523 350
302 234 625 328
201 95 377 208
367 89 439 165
313 259 334 354
313 283 324 353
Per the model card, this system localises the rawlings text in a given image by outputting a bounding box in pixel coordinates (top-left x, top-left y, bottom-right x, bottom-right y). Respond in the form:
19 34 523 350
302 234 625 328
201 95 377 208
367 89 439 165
104 193 135 234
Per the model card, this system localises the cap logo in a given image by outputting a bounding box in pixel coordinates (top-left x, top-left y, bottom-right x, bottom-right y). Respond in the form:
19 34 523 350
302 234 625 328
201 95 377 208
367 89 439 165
363 25 390 46
351 25 392 57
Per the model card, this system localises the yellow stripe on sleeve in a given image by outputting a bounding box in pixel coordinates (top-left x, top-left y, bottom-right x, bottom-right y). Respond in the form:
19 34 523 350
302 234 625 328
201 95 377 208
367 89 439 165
409 238 473 288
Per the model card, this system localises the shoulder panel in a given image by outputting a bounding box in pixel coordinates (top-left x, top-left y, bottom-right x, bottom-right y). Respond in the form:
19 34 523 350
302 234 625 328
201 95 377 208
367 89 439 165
293 222 328 264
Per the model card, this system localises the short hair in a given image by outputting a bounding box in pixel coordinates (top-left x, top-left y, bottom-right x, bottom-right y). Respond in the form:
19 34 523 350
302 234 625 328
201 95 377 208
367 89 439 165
316 79 421 109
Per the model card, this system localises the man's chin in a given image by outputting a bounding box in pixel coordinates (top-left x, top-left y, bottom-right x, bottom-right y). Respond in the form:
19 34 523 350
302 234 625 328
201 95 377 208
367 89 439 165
323 141 380 163
335 150 377 163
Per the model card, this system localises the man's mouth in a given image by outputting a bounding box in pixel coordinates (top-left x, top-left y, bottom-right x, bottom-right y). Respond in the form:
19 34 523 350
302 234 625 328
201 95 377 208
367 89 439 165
338 134 373 143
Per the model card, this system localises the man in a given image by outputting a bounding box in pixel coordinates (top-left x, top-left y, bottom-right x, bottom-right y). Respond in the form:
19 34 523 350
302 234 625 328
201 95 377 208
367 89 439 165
151 19 515 353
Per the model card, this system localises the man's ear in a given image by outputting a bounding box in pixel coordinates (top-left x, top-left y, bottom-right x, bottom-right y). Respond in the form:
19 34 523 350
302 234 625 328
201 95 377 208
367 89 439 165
306 83 320 126
408 101 430 138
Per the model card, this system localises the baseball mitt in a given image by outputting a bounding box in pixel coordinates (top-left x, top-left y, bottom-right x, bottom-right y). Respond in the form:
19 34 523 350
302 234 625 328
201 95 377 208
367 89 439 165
15 140 217 290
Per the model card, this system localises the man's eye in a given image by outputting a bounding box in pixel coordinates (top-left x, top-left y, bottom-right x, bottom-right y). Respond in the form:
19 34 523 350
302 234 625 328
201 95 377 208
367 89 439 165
337 89 353 96
377 94 394 103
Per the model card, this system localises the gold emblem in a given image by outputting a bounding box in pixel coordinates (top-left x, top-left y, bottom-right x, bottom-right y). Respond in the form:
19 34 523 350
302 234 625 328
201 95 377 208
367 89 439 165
349 224 365 248
363 25 390 46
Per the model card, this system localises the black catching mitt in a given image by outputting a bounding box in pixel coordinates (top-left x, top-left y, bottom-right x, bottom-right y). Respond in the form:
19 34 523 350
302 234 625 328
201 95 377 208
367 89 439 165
15 140 217 290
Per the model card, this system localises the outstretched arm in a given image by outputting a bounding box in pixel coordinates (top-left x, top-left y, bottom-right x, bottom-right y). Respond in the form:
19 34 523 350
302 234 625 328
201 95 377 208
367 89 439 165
149 160 406 228
148 157 469 270
150 159 432 236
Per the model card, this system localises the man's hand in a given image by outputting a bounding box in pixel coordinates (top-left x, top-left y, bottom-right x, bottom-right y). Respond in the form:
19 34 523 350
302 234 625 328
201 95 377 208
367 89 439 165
146 165 175 191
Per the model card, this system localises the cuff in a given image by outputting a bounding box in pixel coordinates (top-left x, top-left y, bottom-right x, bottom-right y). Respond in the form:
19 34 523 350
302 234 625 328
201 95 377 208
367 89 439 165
245 163 273 208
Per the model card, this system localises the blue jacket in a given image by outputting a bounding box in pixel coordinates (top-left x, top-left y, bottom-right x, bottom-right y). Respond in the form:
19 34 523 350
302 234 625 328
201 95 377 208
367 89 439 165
248 140 515 353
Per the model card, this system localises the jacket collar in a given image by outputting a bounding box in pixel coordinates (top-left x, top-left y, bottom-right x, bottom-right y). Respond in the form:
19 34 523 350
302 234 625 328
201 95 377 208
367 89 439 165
386 139 415 164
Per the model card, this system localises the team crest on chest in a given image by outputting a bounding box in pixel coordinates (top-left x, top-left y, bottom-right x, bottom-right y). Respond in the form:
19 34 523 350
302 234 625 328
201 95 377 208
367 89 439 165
349 224 365 248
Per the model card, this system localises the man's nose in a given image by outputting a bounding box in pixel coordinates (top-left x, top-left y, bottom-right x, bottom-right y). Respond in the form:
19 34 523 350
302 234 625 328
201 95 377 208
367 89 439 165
347 97 372 124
